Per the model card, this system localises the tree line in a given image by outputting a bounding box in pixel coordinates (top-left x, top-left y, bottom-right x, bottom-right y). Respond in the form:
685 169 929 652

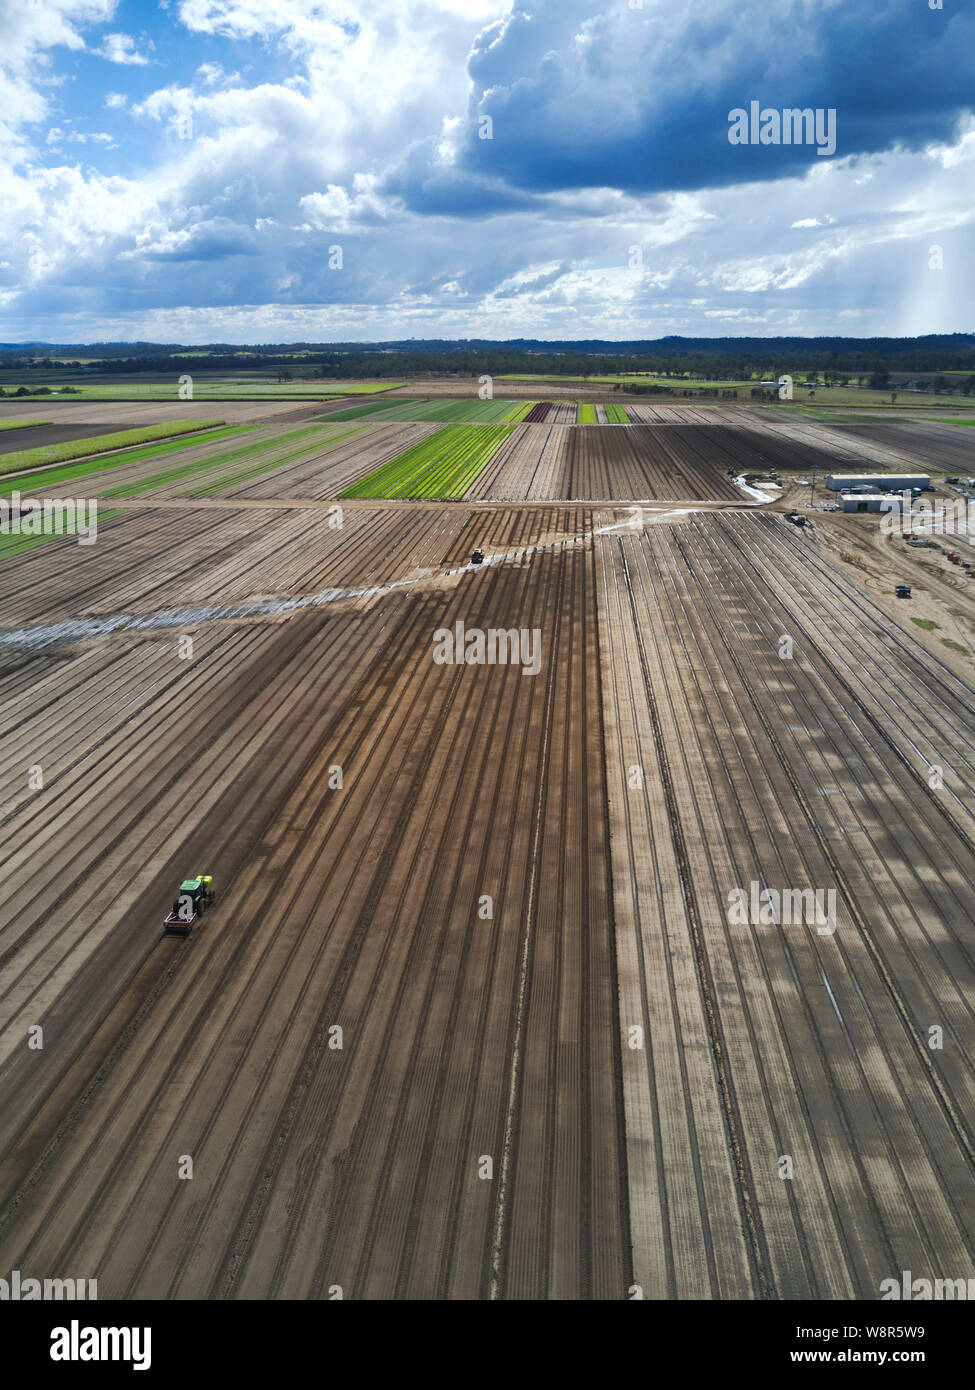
1 333 973 382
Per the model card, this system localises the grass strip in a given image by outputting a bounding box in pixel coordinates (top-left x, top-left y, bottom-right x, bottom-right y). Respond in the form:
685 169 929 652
0 420 224 475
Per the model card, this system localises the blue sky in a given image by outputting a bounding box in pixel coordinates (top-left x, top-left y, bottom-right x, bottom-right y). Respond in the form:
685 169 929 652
1 0 973 342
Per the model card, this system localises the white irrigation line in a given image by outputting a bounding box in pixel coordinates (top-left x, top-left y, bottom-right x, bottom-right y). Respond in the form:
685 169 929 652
593 507 696 536
0 506 711 650
0 583 406 649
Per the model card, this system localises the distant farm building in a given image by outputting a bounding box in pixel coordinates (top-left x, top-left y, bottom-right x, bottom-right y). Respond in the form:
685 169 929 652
826 473 931 492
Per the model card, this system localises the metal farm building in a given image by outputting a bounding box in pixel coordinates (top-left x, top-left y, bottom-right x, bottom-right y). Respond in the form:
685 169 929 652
825 473 931 492
840 493 896 513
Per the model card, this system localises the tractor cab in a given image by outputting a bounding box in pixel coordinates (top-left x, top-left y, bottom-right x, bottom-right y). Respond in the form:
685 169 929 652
471 548 484 566
164 874 215 935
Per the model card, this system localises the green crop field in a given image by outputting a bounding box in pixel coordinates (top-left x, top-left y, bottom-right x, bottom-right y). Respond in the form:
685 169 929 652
0 419 51 431
0 374 402 401
0 427 253 494
341 424 514 499
188 424 368 498
794 389 965 407
604 403 629 423
404 399 526 423
100 424 367 499
323 398 533 424
799 411 885 423
319 398 424 422
0 423 374 503
0 421 226 477
577 404 597 424
497 373 651 384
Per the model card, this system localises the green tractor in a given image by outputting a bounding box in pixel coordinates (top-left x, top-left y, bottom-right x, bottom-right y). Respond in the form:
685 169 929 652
164 875 215 935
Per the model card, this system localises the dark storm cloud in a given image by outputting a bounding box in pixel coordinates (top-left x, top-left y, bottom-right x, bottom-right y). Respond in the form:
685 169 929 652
388 0 975 212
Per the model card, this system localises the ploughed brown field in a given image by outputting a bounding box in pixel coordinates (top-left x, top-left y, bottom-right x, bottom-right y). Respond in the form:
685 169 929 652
0 425 148 456
831 419 975 473
0 402 972 1299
